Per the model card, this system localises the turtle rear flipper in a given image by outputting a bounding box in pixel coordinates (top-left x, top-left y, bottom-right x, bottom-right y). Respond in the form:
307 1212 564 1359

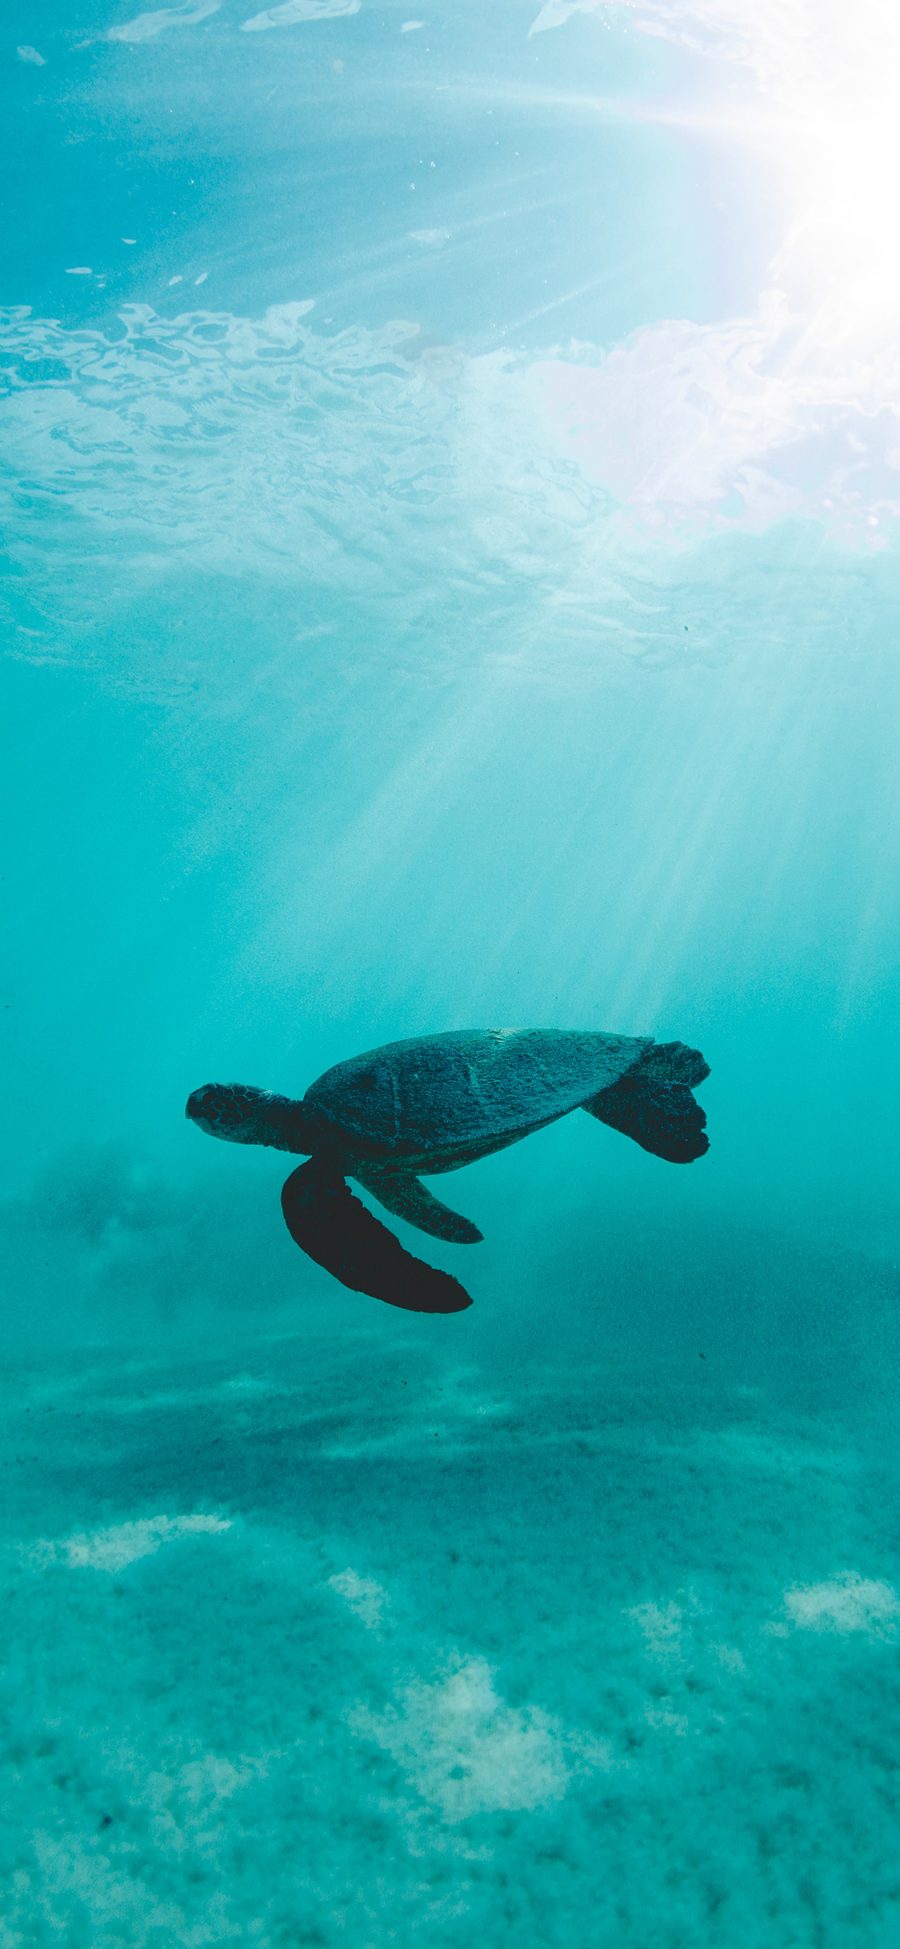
281 1160 472 1313
635 1040 710 1087
354 1165 483 1244
584 1079 709 1163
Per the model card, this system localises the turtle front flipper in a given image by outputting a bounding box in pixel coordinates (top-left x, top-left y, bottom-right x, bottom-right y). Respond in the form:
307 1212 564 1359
353 1166 483 1244
281 1160 472 1313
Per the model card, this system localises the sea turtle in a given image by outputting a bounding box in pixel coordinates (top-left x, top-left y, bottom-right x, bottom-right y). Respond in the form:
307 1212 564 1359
186 1028 710 1314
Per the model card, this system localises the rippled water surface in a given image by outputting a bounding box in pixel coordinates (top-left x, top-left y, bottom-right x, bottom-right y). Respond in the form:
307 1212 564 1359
3 3 900 1944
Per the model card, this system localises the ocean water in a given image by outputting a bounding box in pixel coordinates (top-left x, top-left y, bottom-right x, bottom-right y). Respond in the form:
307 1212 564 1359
3 2 900 1943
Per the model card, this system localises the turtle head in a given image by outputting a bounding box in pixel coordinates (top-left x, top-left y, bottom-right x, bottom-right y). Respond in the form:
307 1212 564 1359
185 1082 315 1154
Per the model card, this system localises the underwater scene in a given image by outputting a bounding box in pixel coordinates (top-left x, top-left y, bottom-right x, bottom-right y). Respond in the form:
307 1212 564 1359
3 1 900 1942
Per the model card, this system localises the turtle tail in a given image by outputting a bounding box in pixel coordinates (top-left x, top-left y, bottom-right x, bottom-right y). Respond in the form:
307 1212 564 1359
582 1041 710 1164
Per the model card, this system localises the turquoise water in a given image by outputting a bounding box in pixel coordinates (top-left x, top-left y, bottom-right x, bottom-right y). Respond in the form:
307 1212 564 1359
3 3 900 1942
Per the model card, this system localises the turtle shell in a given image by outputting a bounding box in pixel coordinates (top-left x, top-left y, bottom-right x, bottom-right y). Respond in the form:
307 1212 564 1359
303 1028 652 1163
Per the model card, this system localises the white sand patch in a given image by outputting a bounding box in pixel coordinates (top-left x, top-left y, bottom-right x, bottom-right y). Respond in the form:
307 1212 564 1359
177 1750 270 1806
628 1598 685 1659
33 1513 232 1573
409 228 450 247
327 1567 387 1629
322 1368 512 1460
17 44 46 64
242 0 360 30
784 1573 900 1637
94 1374 274 1417
351 1656 571 1820
713 1642 747 1673
667 1425 854 1477
430 1366 513 1423
645 1704 690 1735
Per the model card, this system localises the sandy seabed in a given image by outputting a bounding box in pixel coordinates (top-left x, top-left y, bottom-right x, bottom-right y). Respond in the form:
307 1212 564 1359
4 1219 900 1949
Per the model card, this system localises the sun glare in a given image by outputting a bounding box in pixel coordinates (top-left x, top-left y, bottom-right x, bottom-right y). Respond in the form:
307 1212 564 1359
630 0 900 349
695 0 900 349
775 14 900 346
